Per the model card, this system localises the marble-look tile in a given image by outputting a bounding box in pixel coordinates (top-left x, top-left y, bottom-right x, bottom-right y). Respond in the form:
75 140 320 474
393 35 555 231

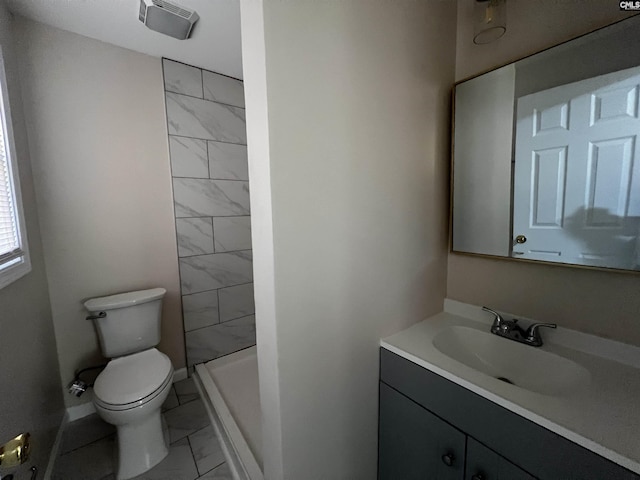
132 438 198 480
176 217 215 257
202 71 244 108
59 413 115 455
166 92 246 144
162 386 179 412
52 434 115 480
164 398 210 443
163 59 203 98
188 425 225 475
183 290 219 331
174 377 200 405
179 250 253 294
186 315 256 366
173 178 250 218
208 141 248 180
213 216 252 252
218 283 255 322
169 136 208 178
197 462 232 480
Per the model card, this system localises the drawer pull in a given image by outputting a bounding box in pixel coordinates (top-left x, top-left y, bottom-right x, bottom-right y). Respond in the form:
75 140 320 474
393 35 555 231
472 474 485 480
441 452 455 467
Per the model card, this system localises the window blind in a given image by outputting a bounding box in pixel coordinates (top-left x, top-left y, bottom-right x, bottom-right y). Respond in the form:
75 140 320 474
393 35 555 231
0 107 22 269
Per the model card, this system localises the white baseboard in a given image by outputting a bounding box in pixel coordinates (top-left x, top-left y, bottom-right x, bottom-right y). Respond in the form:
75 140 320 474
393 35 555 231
43 411 68 480
173 367 188 383
66 402 96 422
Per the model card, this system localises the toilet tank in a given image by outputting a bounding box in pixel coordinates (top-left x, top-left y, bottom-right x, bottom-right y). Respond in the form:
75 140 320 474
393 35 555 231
84 288 166 358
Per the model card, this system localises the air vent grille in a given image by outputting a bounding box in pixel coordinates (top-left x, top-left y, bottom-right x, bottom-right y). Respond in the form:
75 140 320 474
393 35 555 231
152 0 193 19
140 0 199 40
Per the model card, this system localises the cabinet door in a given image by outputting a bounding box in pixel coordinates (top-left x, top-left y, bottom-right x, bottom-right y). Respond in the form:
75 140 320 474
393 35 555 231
466 437 535 480
379 382 466 480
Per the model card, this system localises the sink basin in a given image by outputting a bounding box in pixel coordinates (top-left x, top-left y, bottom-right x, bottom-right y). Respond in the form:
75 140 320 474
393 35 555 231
432 326 591 396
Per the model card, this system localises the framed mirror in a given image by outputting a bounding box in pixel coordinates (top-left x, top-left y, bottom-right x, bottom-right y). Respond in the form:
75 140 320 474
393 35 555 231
452 15 640 273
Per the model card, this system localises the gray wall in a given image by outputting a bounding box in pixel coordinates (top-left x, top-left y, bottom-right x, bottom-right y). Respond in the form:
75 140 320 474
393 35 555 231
0 3 64 477
515 16 640 98
162 59 255 367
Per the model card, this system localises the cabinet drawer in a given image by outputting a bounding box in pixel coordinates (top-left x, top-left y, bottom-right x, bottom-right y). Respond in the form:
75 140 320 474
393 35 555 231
466 437 535 480
380 348 639 480
379 382 466 480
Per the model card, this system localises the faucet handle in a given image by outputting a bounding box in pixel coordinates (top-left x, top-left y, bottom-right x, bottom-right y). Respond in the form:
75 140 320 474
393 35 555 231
482 306 504 329
525 323 557 346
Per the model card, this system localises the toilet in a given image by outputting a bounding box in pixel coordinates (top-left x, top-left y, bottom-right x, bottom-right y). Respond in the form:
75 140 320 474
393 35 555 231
84 287 174 480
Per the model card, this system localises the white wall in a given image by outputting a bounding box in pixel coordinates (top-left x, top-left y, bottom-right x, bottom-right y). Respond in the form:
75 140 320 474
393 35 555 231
241 0 456 477
0 2 64 475
15 18 184 407
453 64 514 256
449 1 640 345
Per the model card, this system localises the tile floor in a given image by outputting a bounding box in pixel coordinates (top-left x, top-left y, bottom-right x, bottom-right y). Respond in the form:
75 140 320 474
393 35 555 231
51 378 231 480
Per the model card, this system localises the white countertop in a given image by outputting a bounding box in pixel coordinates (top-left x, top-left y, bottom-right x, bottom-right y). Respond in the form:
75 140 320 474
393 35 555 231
380 299 640 475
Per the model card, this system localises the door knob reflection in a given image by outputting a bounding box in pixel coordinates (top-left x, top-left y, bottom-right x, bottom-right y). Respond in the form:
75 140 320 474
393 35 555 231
0 432 30 467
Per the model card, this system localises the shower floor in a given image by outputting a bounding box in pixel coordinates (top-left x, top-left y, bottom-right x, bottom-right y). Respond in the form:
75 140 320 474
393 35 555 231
196 346 262 480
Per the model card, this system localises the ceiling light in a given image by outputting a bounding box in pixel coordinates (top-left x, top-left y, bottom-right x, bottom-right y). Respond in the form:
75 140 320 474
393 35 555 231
473 0 506 45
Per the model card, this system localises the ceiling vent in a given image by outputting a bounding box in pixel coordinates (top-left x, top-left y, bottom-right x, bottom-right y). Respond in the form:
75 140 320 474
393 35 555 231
139 0 199 40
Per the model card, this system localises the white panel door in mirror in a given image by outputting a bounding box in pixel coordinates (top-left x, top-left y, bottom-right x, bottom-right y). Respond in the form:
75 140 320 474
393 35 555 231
513 66 640 270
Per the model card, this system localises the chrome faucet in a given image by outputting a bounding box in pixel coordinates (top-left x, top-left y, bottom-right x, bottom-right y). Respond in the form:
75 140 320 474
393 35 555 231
482 307 557 347
524 322 558 347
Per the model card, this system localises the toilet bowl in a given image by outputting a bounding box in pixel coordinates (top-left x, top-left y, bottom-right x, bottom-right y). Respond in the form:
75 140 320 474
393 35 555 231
93 348 174 480
84 288 174 480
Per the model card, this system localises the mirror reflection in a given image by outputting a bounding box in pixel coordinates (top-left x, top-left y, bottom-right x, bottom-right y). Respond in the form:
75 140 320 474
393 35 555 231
452 16 640 272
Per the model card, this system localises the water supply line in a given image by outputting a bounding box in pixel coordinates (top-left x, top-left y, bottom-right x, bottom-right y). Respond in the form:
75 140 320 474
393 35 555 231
67 364 106 397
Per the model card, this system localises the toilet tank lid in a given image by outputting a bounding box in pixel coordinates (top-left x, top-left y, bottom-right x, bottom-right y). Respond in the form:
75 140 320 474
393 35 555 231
84 288 166 312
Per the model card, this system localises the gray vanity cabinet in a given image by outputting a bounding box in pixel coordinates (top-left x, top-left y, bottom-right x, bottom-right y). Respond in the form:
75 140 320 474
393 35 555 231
379 348 640 480
379 382 466 479
378 381 533 480
466 437 535 480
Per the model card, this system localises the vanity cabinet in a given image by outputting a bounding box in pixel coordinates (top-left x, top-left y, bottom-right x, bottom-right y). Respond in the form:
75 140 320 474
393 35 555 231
379 382 533 480
379 382 465 479
379 348 640 480
465 437 535 480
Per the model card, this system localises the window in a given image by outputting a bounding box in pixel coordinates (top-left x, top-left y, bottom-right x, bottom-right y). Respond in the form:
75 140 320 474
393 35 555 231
0 47 30 289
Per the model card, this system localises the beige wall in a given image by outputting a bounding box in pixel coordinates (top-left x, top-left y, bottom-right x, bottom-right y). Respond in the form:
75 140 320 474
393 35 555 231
15 18 184 407
241 0 456 477
448 1 640 345
456 0 633 81
0 3 64 475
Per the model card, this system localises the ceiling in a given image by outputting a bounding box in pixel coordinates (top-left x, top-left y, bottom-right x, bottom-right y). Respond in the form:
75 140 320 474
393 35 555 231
6 0 243 79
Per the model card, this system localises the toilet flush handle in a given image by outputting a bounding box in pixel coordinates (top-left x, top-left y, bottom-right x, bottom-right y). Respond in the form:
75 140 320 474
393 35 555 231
86 311 107 321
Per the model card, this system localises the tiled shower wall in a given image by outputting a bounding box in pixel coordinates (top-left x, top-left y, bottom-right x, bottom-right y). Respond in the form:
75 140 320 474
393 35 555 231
162 59 255 367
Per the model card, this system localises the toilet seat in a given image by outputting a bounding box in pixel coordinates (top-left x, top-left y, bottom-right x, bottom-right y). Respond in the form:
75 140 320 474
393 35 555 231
94 348 173 411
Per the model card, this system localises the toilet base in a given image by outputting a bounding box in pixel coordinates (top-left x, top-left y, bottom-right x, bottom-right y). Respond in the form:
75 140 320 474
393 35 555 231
92 354 174 480
114 409 168 480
